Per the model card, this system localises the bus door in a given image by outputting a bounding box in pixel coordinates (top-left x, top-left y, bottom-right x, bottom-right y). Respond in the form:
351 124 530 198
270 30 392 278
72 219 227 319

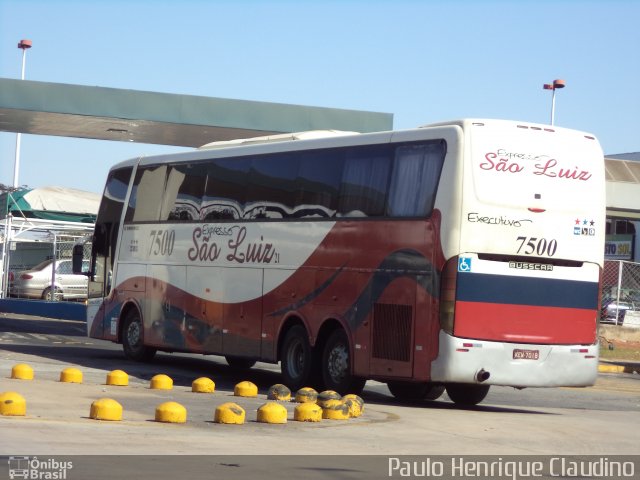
87 223 120 341
86 166 133 340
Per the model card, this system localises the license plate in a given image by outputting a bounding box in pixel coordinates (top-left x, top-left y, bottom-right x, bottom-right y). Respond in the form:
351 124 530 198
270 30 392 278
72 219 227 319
513 349 539 360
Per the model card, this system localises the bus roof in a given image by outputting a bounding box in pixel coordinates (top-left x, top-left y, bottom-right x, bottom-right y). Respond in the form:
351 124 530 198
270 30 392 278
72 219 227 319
105 119 599 174
198 130 359 149
421 118 597 138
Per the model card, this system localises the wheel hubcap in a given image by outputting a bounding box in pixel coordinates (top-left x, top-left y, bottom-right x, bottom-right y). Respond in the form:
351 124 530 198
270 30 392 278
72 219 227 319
127 322 141 348
327 344 348 383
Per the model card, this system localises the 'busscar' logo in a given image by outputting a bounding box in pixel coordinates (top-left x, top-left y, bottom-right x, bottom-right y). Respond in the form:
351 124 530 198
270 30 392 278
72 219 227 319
509 261 553 271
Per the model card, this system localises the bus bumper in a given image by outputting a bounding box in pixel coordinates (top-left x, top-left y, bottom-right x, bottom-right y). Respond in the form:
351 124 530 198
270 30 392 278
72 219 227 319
430 330 598 387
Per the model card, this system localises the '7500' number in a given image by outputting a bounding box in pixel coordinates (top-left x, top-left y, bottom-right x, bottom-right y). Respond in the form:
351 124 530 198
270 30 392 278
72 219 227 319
149 229 176 257
516 236 557 256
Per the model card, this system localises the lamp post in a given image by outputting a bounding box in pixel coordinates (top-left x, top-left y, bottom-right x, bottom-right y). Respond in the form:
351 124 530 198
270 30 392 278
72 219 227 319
543 79 565 126
13 39 32 189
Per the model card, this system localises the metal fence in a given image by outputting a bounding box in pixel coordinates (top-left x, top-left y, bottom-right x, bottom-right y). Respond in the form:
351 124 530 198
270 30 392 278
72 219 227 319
5 235 91 302
601 260 640 325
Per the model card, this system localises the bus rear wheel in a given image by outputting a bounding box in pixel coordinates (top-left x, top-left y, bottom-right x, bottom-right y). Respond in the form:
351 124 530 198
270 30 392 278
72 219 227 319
387 381 445 401
445 383 490 406
225 356 256 370
122 310 156 362
280 325 313 391
321 329 365 395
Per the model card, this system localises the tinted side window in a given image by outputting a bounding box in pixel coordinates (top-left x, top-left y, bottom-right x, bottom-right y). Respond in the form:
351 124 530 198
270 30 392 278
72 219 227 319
386 141 446 217
121 139 446 224
202 157 251 220
295 150 344 218
338 146 391 217
93 166 132 283
94 167 132 258
125 165 167 222
161 163 207 222
245 155 298 219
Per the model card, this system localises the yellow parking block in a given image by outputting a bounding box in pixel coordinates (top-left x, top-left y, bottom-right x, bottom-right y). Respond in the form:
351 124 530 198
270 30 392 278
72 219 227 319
11 363 34 380
150 374 173 390
155 401 187 423
192 377 215 393
257 401 288 424
106 370 128 386
60 367 83 384
234 381 258 397
90 398 123 421
214 402 245 424
0 391 26 416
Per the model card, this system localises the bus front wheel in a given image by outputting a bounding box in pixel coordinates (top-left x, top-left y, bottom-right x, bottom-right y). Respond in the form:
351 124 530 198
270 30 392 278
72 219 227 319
321 329 365 395
387 381 445 401
445 383 490 406
280 325 313 391
122 310 156 362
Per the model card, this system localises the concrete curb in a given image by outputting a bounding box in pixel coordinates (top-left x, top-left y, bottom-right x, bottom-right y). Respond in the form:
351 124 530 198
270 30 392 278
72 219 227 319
598 362 639 374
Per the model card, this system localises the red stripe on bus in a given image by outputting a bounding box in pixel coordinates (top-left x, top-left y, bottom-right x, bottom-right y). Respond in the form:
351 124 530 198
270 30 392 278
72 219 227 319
453 301 597 344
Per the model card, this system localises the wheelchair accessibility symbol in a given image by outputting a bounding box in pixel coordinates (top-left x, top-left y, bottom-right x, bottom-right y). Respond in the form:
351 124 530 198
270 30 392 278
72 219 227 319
458 256 472 273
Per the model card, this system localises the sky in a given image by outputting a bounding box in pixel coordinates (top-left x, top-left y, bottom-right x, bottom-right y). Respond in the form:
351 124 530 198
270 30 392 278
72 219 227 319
0 0 639 194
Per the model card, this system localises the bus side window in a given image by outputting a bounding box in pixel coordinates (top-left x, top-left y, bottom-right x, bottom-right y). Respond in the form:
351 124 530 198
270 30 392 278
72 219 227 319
91 166 132 298
387 141 446 217
295 151 343 218
162 163 207 222
202 158 250 220
246 154 297 219
126 166 166 222
338 147 391 217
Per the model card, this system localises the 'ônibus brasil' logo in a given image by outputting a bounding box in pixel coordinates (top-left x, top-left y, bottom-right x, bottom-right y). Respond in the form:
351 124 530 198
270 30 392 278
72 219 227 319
8 456 73 479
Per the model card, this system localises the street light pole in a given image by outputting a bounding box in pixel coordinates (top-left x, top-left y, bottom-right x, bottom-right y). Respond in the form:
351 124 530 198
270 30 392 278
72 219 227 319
543 79 565 126
13 39 32 189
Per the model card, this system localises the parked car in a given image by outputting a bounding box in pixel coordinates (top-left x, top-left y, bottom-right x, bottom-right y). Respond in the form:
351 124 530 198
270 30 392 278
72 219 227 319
600 289 640 325
9 259 89 301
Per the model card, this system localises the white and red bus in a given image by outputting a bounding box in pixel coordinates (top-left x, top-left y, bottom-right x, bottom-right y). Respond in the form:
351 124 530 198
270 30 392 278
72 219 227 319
75 119 605 405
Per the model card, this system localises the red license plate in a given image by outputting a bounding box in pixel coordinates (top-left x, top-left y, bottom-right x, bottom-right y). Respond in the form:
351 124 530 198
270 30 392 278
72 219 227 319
513 349 539 360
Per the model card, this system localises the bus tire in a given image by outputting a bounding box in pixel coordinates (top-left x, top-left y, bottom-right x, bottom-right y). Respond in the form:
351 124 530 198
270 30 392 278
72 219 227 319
445 383 490 406
321 329 366 395
387 381 445 401
280 325 313 391
122 310 156 362
225 356 256 370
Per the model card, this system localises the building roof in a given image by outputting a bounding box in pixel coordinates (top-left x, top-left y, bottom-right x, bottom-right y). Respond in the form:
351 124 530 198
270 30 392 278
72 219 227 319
0 187 99 223
605 156 640 219
0 78 393 148
606 152 640 161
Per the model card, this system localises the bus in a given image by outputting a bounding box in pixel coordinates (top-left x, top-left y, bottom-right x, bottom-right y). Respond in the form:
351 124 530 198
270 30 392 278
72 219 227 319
74 119 605 405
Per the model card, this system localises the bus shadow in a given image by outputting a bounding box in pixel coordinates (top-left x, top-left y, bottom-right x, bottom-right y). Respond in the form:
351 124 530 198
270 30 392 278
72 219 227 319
359 389 558 415
0 340 561 414
0 315 562 414
0 342 282 392
0 314 86 336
